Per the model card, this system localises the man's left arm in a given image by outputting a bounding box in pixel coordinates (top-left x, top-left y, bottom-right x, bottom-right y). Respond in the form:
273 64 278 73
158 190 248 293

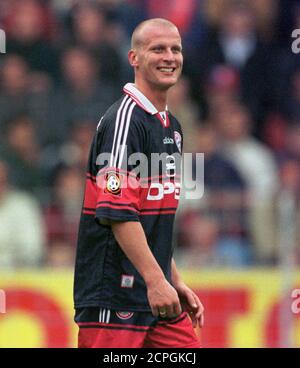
171 258 204 328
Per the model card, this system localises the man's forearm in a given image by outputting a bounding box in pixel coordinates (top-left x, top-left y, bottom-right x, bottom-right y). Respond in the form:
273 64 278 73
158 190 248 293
171 258 184 288
111 221 165 286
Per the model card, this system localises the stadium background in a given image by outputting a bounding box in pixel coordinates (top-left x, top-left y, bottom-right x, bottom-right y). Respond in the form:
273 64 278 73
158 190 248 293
0 0 300 348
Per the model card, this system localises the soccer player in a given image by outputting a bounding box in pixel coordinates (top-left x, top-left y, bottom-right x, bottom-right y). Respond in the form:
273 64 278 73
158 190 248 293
74 18 204 348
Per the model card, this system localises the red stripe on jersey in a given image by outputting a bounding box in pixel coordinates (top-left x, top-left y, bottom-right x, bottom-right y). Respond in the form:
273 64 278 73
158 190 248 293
140 208 177 213
140 197 179 210
140 210 176 215
90 170 180 184
83 209 96 215
96 203 140 213
83 177 97 209
97 201 139 210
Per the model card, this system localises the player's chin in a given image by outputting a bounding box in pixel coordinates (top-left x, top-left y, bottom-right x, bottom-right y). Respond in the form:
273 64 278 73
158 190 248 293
157 77 179 90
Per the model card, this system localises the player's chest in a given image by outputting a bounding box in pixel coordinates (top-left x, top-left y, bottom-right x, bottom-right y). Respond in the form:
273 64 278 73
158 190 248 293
147 118 182 156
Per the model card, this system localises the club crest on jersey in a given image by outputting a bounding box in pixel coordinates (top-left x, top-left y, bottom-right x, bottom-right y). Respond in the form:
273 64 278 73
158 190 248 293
116 311 134 320
121 274 134 288
105 171 121 195
174 131 182 153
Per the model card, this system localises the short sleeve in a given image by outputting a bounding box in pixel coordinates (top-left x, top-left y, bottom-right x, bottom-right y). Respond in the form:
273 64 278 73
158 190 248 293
94 98 147 224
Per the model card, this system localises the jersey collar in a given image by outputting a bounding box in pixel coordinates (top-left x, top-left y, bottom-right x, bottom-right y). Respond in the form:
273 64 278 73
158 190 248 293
123 83 168 115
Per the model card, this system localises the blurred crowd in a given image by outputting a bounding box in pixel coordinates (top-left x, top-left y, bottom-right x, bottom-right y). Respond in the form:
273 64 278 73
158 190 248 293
0 0 299 269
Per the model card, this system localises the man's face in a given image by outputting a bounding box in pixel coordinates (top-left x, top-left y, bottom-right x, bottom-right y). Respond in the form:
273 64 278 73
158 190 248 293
133 26 183 91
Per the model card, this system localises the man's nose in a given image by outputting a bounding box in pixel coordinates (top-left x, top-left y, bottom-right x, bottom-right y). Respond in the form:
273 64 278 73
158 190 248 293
163 48 175 62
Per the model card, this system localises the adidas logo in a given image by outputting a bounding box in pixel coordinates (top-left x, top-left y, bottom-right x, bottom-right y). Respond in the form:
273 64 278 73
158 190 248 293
163 137 174 144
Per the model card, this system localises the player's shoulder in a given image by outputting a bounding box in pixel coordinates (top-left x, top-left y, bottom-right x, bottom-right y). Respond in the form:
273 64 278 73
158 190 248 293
97 95 146 132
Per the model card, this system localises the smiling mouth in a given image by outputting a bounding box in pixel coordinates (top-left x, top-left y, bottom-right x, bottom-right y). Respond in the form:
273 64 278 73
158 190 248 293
157 67 176 73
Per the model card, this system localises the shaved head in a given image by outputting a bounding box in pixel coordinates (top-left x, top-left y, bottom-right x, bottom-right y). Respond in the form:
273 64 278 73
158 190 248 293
131 18 180 49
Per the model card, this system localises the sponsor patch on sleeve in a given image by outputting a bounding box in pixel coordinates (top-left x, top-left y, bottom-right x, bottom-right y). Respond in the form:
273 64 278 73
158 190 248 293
105 171 122 195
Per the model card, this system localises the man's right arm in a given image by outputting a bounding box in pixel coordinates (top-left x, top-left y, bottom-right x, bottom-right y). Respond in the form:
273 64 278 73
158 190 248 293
111 221 182 318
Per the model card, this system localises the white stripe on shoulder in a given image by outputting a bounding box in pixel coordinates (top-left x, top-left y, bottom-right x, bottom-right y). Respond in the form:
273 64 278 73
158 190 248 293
112 98 133 167
117 101 136 168
109 95 129 167
96 116 104 131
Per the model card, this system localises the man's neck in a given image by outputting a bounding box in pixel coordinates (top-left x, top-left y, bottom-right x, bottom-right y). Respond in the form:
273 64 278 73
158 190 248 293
134 81 168 112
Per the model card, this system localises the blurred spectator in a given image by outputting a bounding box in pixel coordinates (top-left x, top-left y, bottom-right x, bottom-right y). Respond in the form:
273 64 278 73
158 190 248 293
168 77 201 153
0 115 46 197
214 100 279 264
278 122 300 193
49 47 118 144
205 65 240 117
196 125 246 191
185 1 273 136
0 0 299 270
275 0 300 47
0 55 52 145
0 158 45 269
69 2 124 84
59 121 95 170
4 0 59 80
203 0 278 41
176 213 252 268
276 122 300 265
281 68 300 122
43 164 84 265
178 125 251 266
267 2 300 122
147 0 197 34
105 0 147 36
41 121 95 175
46 239 76 268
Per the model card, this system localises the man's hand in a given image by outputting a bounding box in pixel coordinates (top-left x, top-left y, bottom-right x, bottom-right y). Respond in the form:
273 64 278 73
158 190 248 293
146 278 182 319
174 281 204 328
111 221 182 319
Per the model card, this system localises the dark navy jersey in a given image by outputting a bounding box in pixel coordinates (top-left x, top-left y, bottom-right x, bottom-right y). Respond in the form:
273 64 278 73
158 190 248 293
74 83 183 312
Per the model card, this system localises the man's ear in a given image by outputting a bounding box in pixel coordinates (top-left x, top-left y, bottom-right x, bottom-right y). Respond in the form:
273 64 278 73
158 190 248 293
128 49 139 67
